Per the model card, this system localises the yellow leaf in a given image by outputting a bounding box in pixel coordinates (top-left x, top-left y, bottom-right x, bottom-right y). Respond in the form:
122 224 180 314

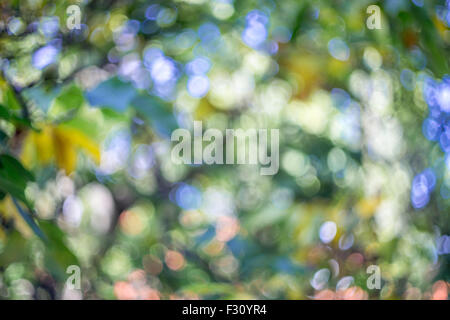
59 126 101 164
20 124 100 174
52 127 77 174
20 131 35 169
33 126 55 165
0 196 33 238
281 52 323 99
195 98 215 120
433 16 449 39
0 227 5 241
355 196 382 219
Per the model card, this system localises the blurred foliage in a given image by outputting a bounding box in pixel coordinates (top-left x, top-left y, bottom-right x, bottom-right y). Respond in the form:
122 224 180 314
0 0 449 300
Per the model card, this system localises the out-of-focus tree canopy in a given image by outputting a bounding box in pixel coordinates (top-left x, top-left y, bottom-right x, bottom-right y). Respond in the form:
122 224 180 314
0 0 449 299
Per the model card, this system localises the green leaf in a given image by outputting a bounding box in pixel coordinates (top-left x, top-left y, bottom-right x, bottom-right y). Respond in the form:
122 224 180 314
0 154 34 205
40 221 79 278
85 77 137 113
11 114 32 128
0 104 11 120
50 84 84 119
4 88 21 110
0 231 28 267
131 93 178 138
0 129 9 146
11 197 46 241
0 104 32 128
22 86 60 113
410 5 449 76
